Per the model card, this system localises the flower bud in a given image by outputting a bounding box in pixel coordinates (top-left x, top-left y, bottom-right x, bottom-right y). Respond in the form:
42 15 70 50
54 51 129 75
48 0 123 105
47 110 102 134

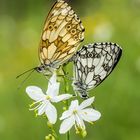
45 134 55 140
81 129 87 138
47 121 53 128
75 126 87 138
63 100 67 104
63 107 67 111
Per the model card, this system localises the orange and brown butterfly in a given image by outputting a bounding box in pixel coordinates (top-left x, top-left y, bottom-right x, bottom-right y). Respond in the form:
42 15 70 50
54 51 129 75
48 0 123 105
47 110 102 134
17 0 85 79
38 0 85 73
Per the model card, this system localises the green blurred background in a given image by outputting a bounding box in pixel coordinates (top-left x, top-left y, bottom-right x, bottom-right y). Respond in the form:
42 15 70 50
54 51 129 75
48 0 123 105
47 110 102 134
0 0 140 140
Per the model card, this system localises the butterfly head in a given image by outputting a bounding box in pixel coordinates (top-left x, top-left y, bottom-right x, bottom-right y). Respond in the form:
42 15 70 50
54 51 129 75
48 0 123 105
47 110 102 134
73 81 89 99
35 64 54 76
35 65 46 73
78 91 89 99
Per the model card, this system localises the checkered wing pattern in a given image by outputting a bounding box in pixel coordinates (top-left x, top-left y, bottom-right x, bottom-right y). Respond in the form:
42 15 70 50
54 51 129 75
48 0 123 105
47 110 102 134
73 42 122 98
39 0 85 68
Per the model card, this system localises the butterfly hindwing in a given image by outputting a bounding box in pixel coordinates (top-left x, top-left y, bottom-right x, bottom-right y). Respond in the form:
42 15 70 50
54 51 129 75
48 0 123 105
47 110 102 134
39 0 85 68
73 42 122 97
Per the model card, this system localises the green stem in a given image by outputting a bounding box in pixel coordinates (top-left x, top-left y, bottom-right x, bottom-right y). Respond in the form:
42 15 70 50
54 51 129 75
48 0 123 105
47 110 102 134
67 131 70 140
63 66 70 140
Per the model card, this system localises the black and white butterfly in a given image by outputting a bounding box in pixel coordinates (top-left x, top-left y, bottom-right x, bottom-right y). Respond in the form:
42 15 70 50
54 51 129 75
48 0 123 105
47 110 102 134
72 42 122 99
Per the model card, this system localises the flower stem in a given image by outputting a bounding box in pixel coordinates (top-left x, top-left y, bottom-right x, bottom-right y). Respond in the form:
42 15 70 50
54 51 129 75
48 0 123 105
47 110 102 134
63 66 70 140
67 131 70 140
47 121 58 139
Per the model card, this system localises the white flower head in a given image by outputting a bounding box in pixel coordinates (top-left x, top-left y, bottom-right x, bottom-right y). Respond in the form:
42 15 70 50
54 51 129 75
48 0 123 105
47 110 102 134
59 97 101 134
26 73 72 124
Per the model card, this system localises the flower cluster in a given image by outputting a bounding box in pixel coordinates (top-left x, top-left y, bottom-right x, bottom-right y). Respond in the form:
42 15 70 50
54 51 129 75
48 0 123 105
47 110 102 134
59 97 101 134
26 73 72 124
26 72 101 137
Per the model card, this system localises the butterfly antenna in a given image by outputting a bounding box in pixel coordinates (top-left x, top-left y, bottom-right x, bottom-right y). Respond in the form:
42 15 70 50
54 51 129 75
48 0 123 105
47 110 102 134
17 69 35 89
16 68 37 79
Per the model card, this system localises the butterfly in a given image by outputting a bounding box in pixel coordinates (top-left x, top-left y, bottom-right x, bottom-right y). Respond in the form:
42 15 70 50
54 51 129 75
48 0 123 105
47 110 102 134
72 42 122 99
17 0 85 79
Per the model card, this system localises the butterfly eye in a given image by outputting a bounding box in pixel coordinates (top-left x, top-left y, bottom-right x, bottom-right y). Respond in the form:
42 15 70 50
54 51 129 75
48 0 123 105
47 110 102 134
36 67 43 73
81 94 88 99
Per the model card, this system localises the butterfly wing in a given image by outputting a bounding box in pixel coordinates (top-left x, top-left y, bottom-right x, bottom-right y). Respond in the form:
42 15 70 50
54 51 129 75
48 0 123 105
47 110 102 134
73 42 122 92
39 0 85 68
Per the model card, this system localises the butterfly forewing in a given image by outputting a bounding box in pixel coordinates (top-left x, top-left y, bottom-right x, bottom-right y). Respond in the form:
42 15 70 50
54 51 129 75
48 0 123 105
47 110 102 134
39 0 85 68
73 42 122 96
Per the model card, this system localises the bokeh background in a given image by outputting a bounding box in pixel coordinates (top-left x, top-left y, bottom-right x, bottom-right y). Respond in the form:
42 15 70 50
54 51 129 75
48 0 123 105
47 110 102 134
0 0 140 140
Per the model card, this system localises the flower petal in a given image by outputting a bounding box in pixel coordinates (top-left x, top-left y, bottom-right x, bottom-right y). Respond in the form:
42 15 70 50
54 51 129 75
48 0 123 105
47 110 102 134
74 113 85 129
60 110 72 120
79 97 95 110
47 73 57 90
51 94 72 103
49 72 57 84
26 86 45 101
46 73 60 97
59 116 75 134
80 108 101 122
45 102 57 124
47 82 60 97
69 100 79 111
38 101 48 115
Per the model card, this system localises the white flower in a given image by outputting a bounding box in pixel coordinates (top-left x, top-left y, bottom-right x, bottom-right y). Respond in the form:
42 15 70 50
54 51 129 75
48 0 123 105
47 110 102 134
26 73 72 124
59 97 101 134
